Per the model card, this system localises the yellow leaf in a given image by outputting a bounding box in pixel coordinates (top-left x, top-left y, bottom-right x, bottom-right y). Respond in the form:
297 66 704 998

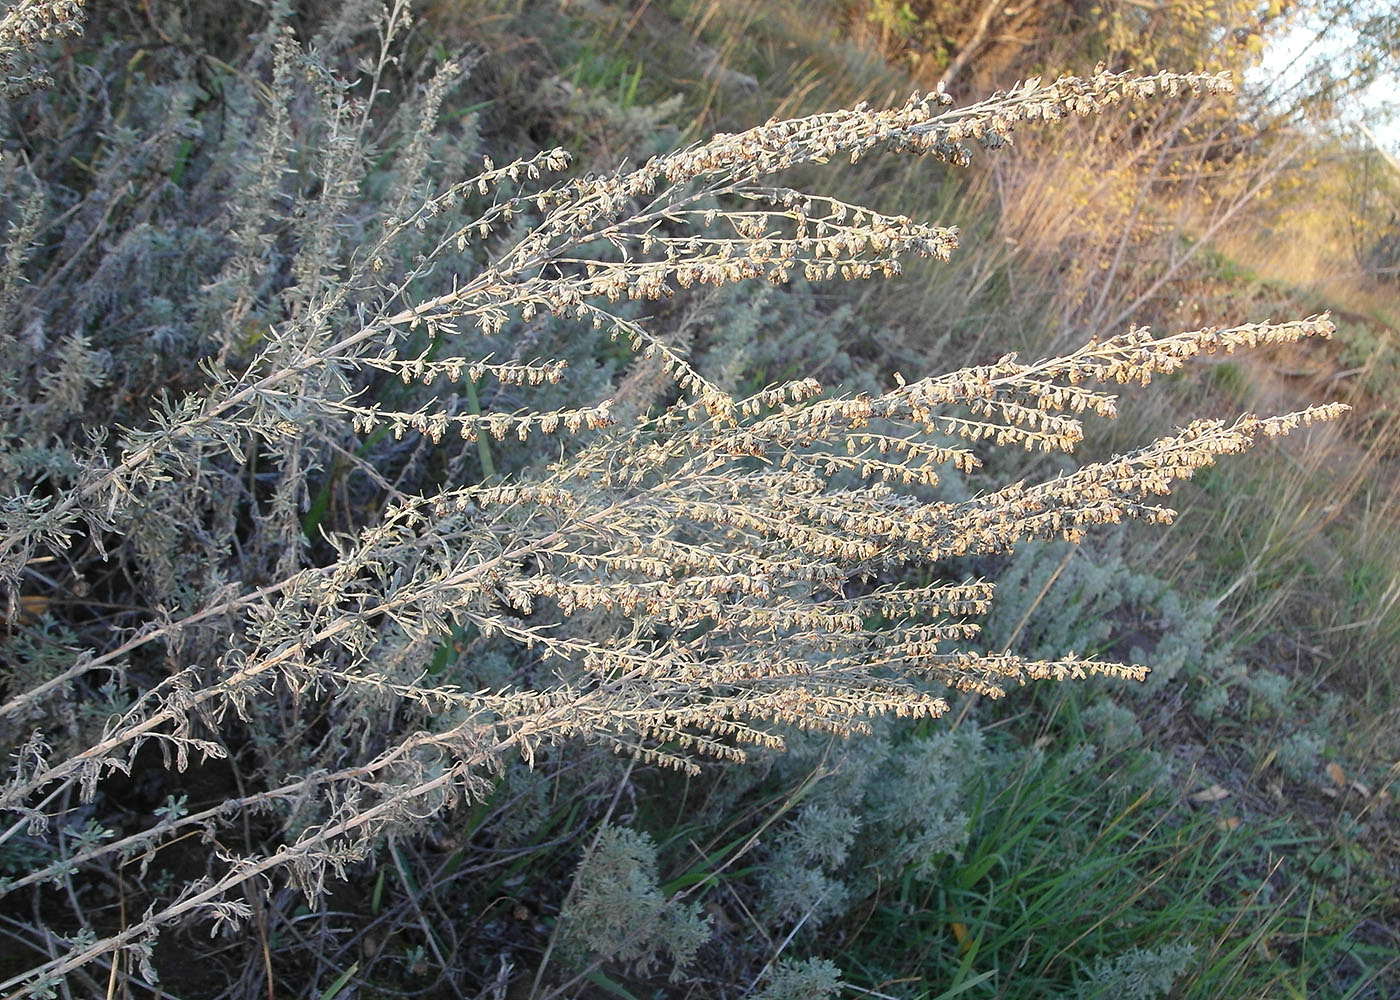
951 921 972 954
1190 784 1230 803
2 594 50 625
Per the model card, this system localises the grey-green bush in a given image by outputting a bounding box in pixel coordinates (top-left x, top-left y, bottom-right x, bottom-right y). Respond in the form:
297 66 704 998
0 1 1347 995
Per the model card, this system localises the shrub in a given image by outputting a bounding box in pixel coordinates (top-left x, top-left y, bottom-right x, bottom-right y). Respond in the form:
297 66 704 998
1080 942 1198 1000
0 2 1346 994
751 956 845 1000
556 822 709 979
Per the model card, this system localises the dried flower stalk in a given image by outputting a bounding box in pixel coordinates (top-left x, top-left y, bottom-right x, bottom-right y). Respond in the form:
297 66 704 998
0 38 1344 996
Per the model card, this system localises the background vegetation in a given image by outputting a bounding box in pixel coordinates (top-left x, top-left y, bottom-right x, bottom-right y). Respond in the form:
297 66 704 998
1 0 1396 997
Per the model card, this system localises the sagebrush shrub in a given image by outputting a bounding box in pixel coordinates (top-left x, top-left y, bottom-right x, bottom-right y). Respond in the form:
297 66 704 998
751 956 845 1000
0 2 1347 993
1081 941 1198 1000
754 721 984 935
557 822 710 979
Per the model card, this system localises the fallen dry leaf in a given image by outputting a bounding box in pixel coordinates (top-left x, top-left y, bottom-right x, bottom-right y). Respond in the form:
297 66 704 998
1 594 50 625
1191 784 1231 803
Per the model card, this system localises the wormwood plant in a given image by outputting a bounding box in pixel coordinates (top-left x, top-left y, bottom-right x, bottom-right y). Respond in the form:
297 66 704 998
0 3 1348 993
